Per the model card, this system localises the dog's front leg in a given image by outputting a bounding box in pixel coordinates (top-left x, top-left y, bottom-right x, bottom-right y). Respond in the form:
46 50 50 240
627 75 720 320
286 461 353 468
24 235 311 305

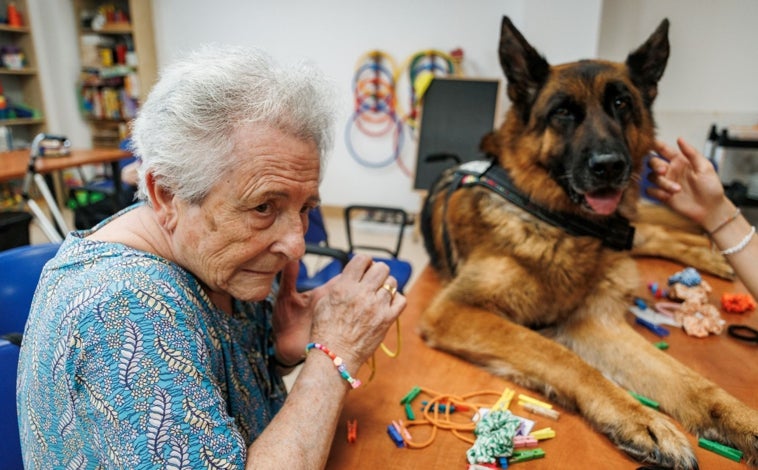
419 292 698 469
559 310 758 467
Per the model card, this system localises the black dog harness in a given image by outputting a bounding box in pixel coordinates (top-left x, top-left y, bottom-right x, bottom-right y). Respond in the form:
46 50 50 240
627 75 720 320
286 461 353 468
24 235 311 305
440 160 635 273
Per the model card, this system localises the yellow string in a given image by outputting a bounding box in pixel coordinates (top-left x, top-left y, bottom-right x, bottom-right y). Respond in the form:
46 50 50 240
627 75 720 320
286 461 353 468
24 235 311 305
361 318 401 384
380 317 401 357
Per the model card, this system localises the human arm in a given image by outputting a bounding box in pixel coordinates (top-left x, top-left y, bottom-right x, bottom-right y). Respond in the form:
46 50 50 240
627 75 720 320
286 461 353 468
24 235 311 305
247 254 405 469
647 137 758 299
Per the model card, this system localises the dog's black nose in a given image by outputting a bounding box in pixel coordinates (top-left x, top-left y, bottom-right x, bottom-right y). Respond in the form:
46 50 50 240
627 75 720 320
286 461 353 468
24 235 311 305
588 153 627 180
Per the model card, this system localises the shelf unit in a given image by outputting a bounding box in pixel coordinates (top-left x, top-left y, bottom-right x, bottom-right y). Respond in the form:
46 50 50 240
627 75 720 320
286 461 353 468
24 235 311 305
73 0 157 148
0 0 47 150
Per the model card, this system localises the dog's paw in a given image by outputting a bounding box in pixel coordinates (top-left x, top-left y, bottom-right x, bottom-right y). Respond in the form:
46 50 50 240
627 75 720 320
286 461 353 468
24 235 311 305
610 412 698 469
697 252 735 280
700 408 758 467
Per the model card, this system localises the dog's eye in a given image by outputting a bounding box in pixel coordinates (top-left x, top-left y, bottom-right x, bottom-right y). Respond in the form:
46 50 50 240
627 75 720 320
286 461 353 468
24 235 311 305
552 107 575 121
613 96 631 112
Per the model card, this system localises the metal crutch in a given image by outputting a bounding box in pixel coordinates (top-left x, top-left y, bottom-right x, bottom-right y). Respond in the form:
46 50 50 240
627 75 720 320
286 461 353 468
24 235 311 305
20 133 72 243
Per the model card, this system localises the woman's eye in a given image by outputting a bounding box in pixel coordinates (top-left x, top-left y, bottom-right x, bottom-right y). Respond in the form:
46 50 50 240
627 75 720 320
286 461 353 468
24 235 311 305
254 203 271 214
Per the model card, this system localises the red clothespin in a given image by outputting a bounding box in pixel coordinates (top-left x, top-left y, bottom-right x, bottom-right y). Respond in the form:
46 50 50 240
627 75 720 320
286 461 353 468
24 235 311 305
347 419 358 443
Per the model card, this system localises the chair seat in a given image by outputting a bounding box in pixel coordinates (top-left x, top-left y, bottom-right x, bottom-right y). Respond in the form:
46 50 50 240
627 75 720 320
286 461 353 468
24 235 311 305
297 259 344 292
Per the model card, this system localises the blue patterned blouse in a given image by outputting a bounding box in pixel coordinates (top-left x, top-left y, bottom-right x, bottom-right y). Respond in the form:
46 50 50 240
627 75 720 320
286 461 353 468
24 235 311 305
17 206 287 469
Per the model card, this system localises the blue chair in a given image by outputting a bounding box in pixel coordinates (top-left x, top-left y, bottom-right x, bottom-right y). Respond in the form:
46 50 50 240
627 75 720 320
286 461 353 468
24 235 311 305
0 242 61 470
0 243 60 336
296 208 349 292
296 206 413 293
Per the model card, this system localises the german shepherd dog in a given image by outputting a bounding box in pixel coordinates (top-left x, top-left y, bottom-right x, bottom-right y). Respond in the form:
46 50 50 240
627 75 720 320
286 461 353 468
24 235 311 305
419 17 757 468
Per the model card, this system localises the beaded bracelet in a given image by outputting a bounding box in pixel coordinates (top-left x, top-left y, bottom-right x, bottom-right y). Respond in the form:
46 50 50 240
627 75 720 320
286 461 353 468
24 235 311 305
720 225 756 256
306 342 362 389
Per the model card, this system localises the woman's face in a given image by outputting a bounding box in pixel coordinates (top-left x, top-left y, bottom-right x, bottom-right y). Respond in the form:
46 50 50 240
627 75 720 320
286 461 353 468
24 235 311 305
170 124 321 302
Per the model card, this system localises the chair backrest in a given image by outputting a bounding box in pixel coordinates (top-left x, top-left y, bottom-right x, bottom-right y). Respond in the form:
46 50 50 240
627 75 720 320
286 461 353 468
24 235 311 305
297 208 345 291
344 205 409 258
0 243 60 335
343 205 413 292
305 207 329 245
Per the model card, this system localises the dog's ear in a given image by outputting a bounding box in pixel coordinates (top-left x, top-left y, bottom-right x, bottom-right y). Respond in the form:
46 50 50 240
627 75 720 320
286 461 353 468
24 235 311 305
626 19 670 107
498 16 550 121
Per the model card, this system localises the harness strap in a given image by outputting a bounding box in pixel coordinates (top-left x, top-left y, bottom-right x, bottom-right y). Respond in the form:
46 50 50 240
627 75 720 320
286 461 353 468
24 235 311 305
442 161 634 261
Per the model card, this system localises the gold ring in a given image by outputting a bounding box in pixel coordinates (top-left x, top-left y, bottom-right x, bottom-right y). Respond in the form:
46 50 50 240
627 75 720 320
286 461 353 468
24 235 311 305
381 284 397 299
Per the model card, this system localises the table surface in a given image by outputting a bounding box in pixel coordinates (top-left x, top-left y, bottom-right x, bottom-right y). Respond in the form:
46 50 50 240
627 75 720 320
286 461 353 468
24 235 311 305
326 257 757 469
0 148 130 183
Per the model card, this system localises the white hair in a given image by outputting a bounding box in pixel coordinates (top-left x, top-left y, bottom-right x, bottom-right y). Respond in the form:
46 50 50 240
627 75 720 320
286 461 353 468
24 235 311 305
131 45 338 203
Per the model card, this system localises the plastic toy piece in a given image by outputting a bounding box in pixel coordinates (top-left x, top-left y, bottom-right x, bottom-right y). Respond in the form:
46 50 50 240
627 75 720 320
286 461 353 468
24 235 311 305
517 393 553 410
519 402 559 420
529 427 556 440
421 401 456 413
492 387 515 411
509 448 546 463
629 390 660 410
400 386 422 404
513 435 539 448
386 423 405 447
654 341 669 350
404 402 415 420
346 419 357 443
635 316 670 337
393 419 412 442
698 437 743 462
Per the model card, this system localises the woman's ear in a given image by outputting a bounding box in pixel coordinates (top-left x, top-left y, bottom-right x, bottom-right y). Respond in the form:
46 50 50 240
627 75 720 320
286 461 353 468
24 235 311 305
145 171 179 232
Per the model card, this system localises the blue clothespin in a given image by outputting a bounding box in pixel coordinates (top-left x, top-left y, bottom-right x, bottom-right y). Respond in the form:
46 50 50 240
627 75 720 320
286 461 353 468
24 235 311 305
635 317 670 337
386 424 405 447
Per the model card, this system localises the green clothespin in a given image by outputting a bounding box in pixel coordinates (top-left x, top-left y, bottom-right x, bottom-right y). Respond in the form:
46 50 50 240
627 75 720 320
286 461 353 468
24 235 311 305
698 437 743 462
400 386 421 404
628 390 659 410
509 448 545 463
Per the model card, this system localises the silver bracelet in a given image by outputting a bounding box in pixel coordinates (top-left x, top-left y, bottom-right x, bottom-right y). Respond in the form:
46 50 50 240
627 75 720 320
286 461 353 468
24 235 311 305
720 225 756 256
707 207 740 236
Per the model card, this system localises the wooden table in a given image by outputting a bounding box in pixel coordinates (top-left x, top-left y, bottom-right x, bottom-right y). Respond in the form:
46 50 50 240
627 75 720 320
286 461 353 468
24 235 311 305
0 148 130 183
326 257 757 469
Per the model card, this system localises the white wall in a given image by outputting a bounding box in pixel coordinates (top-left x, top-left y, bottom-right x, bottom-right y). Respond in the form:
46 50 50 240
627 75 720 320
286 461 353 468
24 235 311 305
28 0 757 213
148 0 601 213
598 0 758 148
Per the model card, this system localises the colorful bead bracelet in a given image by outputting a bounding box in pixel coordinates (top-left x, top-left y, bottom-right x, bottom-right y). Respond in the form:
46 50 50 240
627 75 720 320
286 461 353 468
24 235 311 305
306 342 362 389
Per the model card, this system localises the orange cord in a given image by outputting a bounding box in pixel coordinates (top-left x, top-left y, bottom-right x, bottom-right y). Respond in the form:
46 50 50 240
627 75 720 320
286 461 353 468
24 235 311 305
401 387 503 449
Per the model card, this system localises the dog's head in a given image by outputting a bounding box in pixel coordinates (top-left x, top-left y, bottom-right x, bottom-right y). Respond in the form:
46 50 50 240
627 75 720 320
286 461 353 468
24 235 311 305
486 17 669 219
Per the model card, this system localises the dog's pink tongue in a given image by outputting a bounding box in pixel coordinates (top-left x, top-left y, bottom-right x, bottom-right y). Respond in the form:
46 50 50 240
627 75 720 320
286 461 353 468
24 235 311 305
585 191 622 215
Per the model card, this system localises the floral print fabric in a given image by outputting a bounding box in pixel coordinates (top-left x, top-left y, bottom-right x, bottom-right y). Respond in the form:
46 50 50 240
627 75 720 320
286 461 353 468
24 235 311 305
17 209 286 469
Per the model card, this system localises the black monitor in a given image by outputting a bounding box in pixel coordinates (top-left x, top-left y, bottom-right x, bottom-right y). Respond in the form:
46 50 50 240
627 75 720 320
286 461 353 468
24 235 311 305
413 77 501 191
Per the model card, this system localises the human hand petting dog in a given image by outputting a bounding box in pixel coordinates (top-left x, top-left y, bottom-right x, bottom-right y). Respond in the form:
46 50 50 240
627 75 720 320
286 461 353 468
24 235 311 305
648 137 758 300
648 138 732 230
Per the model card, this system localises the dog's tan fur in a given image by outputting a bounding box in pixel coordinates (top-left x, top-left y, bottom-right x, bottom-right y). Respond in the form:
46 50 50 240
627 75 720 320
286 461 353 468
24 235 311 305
419 17 756 468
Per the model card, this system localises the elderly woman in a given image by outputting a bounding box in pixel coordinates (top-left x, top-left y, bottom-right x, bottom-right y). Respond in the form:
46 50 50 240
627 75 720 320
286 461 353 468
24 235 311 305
17 46 405 469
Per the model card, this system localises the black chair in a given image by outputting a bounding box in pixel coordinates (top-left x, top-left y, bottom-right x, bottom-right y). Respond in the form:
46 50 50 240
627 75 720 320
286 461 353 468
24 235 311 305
295 206 413 293
344 205 412 292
